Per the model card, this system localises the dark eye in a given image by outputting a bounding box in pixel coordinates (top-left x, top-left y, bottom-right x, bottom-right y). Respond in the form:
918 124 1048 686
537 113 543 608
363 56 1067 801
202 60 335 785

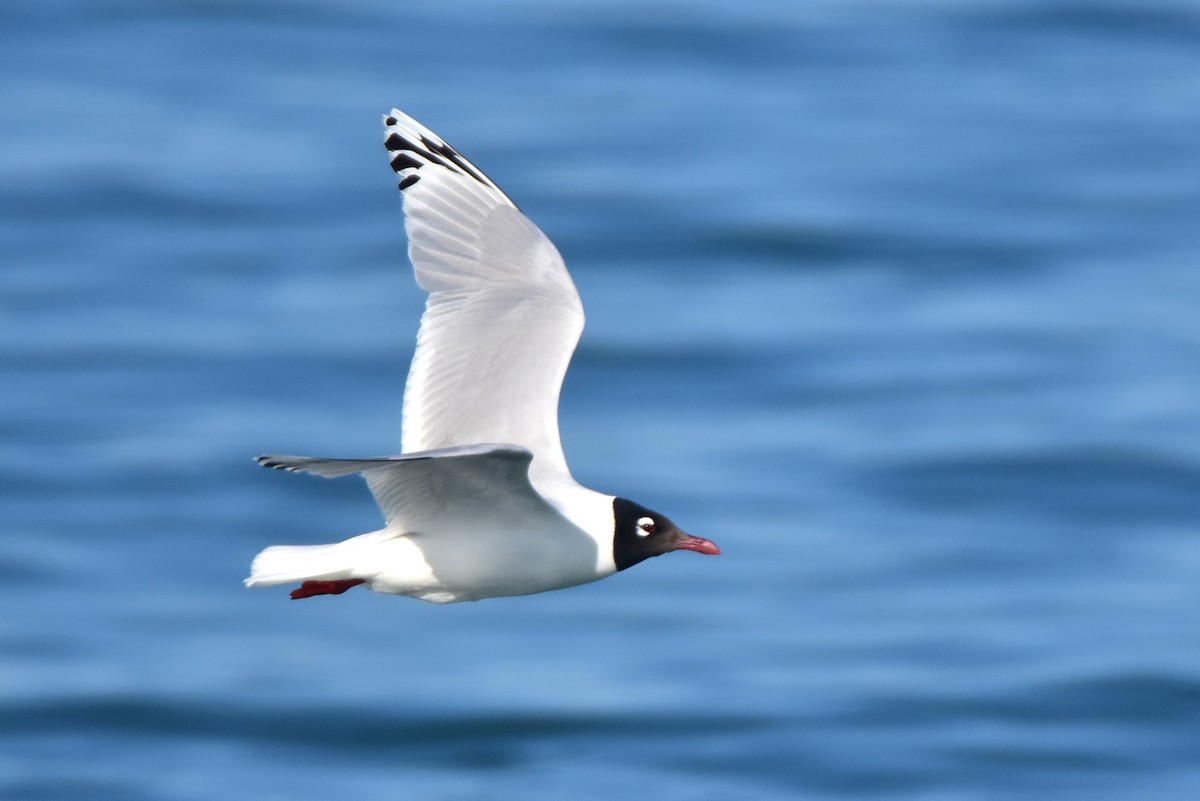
636 516 656 536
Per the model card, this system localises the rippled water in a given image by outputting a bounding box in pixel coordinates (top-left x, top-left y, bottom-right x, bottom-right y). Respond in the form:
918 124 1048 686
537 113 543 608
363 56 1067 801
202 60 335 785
3 1 1199 799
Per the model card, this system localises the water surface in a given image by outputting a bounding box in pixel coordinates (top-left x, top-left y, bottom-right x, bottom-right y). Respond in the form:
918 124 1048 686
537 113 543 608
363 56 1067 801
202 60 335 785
2 1 1199 799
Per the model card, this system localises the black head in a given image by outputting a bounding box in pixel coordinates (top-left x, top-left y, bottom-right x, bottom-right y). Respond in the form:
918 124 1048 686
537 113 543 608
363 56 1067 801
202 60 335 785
612 497 720 571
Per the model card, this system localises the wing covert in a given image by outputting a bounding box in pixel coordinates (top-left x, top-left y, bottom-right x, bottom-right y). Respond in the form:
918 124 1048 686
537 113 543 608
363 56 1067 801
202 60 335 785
256 445 564 531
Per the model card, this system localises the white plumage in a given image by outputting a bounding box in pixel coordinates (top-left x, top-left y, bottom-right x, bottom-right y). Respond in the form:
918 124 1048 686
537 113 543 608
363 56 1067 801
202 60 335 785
246 110 718 604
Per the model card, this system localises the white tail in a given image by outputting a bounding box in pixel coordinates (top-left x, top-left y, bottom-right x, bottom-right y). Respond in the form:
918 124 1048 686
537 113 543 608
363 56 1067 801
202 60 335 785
244 542 357 587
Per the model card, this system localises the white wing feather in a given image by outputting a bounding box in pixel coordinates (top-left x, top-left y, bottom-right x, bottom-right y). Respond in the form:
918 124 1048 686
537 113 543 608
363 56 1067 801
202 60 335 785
383 110 584 486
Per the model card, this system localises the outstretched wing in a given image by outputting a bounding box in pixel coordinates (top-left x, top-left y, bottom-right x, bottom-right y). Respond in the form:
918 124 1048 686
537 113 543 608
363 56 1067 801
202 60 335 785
383 110 584 487
256 444 566 531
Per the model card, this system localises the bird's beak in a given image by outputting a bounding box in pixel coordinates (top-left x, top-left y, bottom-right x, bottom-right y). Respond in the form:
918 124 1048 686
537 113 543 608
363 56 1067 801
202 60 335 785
672 532 721 555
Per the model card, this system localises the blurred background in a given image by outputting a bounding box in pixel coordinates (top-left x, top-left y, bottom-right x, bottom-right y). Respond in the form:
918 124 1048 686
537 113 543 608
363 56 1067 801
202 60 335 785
3 0 1199 798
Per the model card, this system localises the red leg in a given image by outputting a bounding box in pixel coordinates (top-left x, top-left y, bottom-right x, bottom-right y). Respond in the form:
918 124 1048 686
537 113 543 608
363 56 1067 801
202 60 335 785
290 578 366 600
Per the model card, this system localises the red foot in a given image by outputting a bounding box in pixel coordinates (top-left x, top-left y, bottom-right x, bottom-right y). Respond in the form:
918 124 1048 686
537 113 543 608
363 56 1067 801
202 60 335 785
290 579 365 600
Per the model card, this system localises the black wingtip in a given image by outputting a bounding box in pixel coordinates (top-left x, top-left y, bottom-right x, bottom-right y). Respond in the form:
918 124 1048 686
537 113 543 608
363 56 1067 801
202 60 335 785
255 455 290 471
377 111 517 208
384 131 406 151
390 152 422 173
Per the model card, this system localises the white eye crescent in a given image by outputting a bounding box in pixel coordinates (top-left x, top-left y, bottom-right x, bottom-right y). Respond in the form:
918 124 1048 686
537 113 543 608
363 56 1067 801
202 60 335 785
636 516 656 536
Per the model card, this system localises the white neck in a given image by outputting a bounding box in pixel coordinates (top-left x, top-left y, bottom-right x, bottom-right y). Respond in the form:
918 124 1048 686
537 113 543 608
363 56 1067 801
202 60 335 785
531 470 617 577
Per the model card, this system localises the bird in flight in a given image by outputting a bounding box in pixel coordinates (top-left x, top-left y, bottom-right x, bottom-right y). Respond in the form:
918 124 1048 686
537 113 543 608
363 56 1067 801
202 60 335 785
246 110 719 603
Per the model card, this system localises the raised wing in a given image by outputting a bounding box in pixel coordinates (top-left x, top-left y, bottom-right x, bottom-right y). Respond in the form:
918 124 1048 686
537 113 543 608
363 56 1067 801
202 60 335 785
256 444 564 531
383 110 584 486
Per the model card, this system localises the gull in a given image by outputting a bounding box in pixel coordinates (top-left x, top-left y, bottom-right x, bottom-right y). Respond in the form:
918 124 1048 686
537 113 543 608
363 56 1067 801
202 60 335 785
246 109 719 603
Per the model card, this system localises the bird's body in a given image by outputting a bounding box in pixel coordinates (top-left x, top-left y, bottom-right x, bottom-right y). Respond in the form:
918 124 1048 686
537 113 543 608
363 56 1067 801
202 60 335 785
246 110 718 603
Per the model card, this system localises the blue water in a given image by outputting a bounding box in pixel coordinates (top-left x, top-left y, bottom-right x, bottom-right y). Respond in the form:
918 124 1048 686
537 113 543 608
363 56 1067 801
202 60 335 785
3 1 1200 798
